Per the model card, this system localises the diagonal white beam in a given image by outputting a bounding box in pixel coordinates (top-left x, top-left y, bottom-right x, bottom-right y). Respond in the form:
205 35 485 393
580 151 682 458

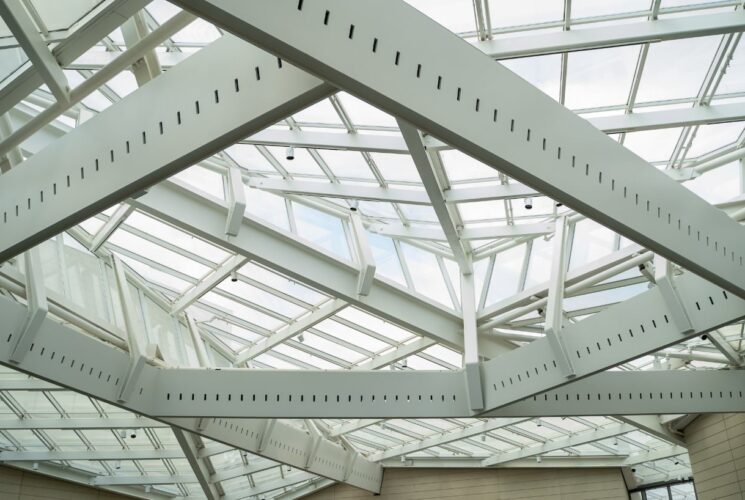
182 0 745 300
398 120 471 272
0 0 70 103
171 254 249 315
368 418 529 462
0 449 184 461
616 415 685 448
0 416 163 430
89 203 136 253
234 298 347 365
0 34 333 262
248 175 538 205
475 10 745 59
706 330 743 367
90 474 197 486
369 221 554 242
172 428 221 500
482 423 635 466
623 445 688 467
132 180 507 357
243 101 745 151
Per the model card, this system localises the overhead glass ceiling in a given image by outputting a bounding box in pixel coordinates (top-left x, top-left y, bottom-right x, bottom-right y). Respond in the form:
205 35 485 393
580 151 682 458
0 0 743 497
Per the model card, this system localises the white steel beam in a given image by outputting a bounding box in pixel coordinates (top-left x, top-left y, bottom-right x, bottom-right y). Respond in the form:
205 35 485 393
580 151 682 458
368 418 529 462
349 210 376 296
172 428 221 500
0 0 70 103
706 330 743 367
399 120 471 272
544 215 575 378
90 474 197 486
0 34 333 262
234 299 347 365
171 254 249 315
0 449 184 461
8 246 48 364
243 101 745 151
0 416 164 430
616 415 685 448
482 423 635 466
0 0 150 115
475 10 745 59
181 0 745 300
2 294 745 419
2 460 169 500
461 271 483 411
89 203 136 253
225 165 247 237
132 180 507 357
479 266 745 413
368 221 554 242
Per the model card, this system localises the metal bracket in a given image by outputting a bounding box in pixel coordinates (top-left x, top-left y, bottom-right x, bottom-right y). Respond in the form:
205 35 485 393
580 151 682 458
225 164 247 237
544 216 575 378
654 255 694 335
349 208 376 296
9 247 48 364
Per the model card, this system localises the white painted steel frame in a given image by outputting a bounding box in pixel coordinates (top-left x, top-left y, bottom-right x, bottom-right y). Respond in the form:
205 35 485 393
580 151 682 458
0 34 333 262
177 0 745 300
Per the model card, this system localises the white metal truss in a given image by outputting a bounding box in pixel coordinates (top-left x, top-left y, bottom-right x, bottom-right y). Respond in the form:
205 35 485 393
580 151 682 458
2 0 745 495
180 0 745 300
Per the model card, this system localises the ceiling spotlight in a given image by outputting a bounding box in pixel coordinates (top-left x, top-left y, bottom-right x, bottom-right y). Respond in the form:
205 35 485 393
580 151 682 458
230 270 238 283
32 462 39 471
298 333 305 343
523 197 533 210
401 359 408 368
480 434 486 442
118 429 127 439
401 455 406 463
536 419 542 427
674 460 680 466
286 146 295 161
536 456 541 463
114 460 121 470
129 429 138 439
613 438 618 446
555 201 563 207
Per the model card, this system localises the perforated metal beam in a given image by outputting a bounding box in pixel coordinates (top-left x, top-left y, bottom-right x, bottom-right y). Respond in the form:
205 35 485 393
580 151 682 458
479 266 745 413
2 292 745 422
0 297 382 493
178 0 745 300
0 34 333 262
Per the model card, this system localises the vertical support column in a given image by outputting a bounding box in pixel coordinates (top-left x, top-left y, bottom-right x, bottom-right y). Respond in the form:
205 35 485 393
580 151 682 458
225 165 247 237
685 413 745 500
112 255 147 403
653 254 694 334
9 246 48 363
544 215 575 378
349 207 376 296
186 313 213 369
461 270 483 411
